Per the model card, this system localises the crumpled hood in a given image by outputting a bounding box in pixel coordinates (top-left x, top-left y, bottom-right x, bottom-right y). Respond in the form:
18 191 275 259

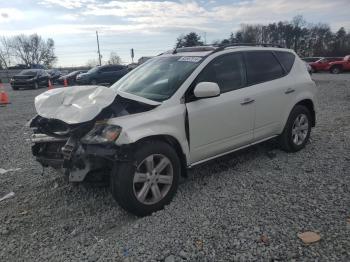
35 85 116 124
34 85 161 125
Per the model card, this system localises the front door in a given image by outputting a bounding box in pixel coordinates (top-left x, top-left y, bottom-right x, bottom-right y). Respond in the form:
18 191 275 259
186 53 255 164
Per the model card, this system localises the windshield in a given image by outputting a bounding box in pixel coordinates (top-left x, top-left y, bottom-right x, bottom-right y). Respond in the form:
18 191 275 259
19 69 39 75
87 67 99 74
111 56 203 102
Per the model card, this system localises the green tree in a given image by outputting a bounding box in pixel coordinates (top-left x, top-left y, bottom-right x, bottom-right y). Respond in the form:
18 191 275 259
175 32 204 48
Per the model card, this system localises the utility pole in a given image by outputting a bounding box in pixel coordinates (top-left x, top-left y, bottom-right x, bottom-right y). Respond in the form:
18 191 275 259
96 31 102 66
204 32 207 45
131 48 134 63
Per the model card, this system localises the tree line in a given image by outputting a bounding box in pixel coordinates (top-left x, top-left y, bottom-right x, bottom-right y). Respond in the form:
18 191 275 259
0 34 57 69
176 16 350 57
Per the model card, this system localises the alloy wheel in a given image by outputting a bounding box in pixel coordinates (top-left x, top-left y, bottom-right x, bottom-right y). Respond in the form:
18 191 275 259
133 154 173 205
291 113 309 146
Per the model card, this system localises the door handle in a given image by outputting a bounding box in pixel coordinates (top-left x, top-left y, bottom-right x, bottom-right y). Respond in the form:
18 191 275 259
285 88 295 94
240 98 255 105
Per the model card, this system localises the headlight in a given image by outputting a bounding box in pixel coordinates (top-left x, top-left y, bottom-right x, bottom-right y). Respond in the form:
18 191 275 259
81 124 122 144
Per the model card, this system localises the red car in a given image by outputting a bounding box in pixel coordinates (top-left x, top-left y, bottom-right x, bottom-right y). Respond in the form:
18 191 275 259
327 55 350 74
309 57 343 73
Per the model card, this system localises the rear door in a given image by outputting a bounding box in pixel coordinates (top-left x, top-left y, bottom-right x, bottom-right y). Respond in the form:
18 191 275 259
186 53 255 163
244 51 296 141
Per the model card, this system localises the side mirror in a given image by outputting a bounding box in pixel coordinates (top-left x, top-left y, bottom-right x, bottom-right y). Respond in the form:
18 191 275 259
193 82 220 99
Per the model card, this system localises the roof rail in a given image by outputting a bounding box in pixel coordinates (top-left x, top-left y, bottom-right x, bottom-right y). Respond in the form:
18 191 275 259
171 45 216 55
213 43 284 53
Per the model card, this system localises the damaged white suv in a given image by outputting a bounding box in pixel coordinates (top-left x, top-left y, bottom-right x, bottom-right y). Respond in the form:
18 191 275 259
30 45 316 216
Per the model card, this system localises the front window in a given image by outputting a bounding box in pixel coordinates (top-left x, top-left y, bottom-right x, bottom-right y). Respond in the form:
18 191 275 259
87 67 99 74
111 56 202 102
19 70 39 76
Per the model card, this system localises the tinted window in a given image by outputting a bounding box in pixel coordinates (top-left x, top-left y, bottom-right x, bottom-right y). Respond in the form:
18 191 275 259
245 51 284 85
19 69 39 75
274 51 295 73
113 65 124 71
101 66 114 72
196 53 245 93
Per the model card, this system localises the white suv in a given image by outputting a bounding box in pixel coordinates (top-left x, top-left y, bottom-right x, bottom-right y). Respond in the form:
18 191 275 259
31 45 316 216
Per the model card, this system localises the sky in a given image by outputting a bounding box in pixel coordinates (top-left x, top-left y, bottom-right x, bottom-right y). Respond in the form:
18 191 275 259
1 0 350 67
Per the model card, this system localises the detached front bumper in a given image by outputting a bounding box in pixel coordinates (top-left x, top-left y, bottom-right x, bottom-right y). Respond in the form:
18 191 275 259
31 133 131 182
31 133 67 169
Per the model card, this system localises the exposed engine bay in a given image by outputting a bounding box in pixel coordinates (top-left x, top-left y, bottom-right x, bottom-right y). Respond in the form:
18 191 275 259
31 93 157 182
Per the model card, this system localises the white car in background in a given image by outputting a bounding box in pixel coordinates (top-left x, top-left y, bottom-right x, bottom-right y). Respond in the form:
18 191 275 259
30 45 317 216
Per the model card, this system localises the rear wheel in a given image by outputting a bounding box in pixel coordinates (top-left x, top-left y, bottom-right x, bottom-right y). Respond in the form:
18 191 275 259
279 105 312 152
110 140 180 216
330 66 342 74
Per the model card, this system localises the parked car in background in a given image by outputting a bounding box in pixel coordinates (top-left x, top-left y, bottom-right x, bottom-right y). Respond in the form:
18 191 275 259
76 64 129 85
308 57 343 73
47 69 62 83
327 55 350 74
30 45 316 216
10 69 49 90
58 70 87 85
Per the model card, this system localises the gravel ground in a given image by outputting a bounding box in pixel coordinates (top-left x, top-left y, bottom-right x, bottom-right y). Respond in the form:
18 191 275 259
0 74 349 262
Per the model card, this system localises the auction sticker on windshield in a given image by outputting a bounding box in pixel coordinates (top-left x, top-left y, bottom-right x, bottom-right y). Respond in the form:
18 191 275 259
178 57 202 63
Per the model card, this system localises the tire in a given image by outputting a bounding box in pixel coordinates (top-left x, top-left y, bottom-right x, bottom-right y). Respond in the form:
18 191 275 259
90 79 97 85
110 140 181 216
330 66 342 74
311 66 317 73
278 105 312 152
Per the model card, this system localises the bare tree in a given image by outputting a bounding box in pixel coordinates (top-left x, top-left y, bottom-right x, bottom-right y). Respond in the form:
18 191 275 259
0 37 12 69
86 58 100 67
10 34 57 67
108 52 122 65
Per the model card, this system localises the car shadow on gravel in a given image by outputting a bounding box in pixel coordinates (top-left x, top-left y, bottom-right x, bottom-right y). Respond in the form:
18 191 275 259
186 138 281 181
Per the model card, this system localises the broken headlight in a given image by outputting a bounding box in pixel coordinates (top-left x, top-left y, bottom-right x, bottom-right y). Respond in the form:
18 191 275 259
81 124 122 144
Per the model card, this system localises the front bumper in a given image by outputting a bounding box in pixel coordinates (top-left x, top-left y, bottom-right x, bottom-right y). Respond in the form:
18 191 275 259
11 80 37 88
31 133 131 182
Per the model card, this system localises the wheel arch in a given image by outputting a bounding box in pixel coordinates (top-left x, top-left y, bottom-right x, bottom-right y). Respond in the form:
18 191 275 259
295 99 316 127
134 135 188 177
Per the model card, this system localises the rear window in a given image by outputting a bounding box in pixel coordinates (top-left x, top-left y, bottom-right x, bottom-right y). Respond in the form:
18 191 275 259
245 51 284 85
274 51 295 73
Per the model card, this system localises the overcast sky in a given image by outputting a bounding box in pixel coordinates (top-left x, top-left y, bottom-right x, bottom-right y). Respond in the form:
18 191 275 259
1 0 349 67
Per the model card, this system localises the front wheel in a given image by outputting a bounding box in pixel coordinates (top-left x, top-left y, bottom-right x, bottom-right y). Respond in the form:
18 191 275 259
279 105 312 152
90 79 97 85
110 140 180 216
330 66 341 74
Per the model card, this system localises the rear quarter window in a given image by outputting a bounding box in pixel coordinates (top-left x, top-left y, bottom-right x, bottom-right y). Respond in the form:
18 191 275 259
274 51 295 73
244 51 284 85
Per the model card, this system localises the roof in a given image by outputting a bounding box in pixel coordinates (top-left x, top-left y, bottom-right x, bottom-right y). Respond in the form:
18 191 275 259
159 44 292 57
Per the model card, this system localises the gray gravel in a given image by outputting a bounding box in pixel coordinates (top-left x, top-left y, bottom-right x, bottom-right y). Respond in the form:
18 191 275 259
0 74 349 261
